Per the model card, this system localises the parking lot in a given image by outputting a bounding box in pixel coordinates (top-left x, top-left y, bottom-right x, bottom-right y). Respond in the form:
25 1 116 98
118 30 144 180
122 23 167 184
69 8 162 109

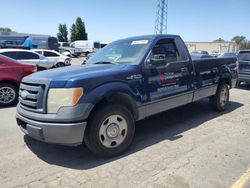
0 62 249 188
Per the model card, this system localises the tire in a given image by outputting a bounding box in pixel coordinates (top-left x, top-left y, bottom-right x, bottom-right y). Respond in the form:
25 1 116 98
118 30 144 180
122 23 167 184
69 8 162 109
210 82 229 111
37 67 46 71
0 83 18 107
84 52 90 57
56 62 65 68
84 104 135 157
236 80 241 87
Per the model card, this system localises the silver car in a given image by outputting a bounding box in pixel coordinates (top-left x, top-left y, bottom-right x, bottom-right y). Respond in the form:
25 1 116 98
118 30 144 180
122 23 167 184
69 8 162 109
32 49 71 67
0 49 53 70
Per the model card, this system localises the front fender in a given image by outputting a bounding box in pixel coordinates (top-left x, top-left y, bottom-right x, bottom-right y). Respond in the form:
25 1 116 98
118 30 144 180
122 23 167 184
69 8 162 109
81 81 142 106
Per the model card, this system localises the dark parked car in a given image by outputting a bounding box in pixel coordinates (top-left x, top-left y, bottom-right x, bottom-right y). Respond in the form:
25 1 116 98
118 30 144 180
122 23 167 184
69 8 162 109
219 52 237 58
16 35 238 157
190 50 213 59
0 55 36 107
191 53 214 59
191 50 209 55
237 50 250 85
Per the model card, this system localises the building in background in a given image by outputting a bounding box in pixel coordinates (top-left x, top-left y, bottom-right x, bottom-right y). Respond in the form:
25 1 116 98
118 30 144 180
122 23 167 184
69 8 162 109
185 41 239 54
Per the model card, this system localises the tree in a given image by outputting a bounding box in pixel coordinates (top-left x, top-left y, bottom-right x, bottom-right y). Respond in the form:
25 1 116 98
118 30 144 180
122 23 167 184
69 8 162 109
0 27 12 34
70 24 77 42
213 38 225 42
74 17 88 41
69 17 88 42
57 24 68 42
247 41 250 49
231 36 248 50
231 36 246 45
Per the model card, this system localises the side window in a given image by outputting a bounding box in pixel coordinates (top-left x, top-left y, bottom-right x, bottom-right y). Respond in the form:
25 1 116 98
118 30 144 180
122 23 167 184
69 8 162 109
151 39 180 65
17 52 40 60
0 52 17 59
44 51 59 57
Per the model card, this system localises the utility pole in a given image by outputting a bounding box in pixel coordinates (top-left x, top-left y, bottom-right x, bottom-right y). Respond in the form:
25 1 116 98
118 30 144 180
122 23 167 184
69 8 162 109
154 0 168 34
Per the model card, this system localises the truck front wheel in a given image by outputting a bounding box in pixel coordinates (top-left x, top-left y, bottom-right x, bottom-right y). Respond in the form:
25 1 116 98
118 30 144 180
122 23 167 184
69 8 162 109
210 82 229 111
84 104 135 157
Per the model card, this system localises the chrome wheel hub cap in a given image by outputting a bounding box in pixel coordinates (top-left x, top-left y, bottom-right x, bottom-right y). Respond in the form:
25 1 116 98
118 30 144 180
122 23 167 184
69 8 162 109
99 115 128 148
0 87 15 104
106 124 119 138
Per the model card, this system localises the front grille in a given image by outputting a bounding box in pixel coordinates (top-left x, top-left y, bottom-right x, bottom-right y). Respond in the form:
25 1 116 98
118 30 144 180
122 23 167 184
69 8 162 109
19 82 46 113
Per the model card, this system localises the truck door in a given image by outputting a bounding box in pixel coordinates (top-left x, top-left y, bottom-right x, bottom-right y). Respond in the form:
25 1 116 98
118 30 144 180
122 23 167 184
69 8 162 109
143 38 194 116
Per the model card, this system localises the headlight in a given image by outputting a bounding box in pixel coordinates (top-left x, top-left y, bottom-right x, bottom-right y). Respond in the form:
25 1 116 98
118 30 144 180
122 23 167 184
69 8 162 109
47 88 83 114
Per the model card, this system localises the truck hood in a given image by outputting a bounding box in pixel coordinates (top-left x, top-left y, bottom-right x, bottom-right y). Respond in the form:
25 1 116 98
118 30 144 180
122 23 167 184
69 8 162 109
23 64 128 87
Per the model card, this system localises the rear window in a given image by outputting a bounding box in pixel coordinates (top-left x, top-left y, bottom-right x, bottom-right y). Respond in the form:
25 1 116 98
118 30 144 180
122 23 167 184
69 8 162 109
44 51 59 57
238 51 250 61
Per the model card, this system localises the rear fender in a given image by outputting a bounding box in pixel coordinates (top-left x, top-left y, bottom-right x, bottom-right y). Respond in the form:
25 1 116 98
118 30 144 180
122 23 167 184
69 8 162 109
219 65 232 86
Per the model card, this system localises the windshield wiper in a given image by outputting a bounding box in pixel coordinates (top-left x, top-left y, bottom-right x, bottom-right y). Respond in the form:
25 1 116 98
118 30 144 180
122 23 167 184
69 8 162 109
94 61 117 65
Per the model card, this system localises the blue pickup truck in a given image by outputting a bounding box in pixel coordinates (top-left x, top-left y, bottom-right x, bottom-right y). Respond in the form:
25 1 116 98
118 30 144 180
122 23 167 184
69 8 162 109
16 35 238 157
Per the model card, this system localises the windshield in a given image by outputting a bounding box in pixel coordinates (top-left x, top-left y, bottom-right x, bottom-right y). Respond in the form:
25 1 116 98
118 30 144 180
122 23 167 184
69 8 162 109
85 39 150 65
238 51 250 61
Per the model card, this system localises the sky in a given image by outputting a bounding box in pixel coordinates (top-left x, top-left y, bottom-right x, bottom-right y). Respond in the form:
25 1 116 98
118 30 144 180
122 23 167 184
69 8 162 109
1 0 250 42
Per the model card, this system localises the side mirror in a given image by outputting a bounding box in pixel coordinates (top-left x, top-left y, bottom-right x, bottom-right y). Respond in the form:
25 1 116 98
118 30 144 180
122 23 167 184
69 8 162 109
145 54 166 68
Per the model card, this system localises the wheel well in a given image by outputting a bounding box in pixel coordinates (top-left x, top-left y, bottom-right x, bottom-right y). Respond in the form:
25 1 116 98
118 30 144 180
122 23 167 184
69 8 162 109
220 77 231 88
89 93 139 120
0 80 19 88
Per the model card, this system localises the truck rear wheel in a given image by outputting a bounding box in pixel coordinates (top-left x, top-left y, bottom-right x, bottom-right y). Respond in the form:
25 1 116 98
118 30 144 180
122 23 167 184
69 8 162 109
84 104 135 157
210 82 229 111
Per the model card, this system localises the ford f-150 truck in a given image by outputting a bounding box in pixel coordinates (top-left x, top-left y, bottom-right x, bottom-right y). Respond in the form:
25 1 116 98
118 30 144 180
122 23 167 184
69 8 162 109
16 35 238 157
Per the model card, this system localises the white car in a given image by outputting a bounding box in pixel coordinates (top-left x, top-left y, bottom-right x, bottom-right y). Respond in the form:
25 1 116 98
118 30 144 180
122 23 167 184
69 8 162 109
0 49 54 70
32 49 71 67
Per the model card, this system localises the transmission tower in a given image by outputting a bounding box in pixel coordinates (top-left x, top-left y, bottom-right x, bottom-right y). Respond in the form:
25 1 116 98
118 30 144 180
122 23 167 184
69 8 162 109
154 0 168 34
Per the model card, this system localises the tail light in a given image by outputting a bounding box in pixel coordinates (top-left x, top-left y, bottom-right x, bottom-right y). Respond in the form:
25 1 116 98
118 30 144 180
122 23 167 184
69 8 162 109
27 66 37 73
